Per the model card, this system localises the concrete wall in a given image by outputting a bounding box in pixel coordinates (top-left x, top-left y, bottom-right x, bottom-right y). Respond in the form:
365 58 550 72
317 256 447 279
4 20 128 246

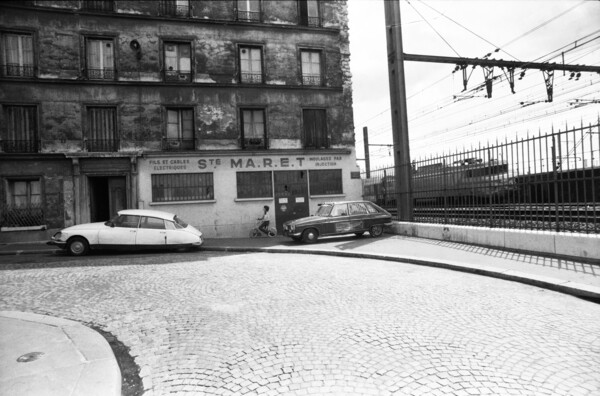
388 222 600 261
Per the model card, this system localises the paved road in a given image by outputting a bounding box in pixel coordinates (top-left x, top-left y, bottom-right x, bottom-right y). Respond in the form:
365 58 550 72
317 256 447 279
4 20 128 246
1 251 599 396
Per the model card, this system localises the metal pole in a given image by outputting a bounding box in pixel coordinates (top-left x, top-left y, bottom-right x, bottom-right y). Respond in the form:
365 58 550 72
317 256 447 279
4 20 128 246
384 0 413 221
363 126 371 179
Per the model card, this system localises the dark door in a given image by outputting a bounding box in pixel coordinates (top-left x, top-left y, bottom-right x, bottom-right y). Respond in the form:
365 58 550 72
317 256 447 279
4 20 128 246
274 171 309 232
90 176 127 222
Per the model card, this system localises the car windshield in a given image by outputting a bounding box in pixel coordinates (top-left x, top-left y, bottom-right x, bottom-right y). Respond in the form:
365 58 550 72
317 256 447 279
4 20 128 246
315 204 333 217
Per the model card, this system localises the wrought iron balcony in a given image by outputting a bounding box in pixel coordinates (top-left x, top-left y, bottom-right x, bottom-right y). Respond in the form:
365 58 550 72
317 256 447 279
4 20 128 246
164 70 192 82
237 10 260 22
160 1 190 17
82 1 114 12
1 140 39 153
243 137 267 149
85 139 120 152
307 16 321 27
302 74 322 86
240 72 262 84
2 64 35 78
86 68 115 80
162 138 195 151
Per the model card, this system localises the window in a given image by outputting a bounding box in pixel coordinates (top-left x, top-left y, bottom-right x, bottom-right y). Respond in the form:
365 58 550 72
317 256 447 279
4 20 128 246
164 108 194 150
152 173 214 202
301 50 321 86
237 171 272 199
241 108 266 149
159 0 190 17
82 1 114 12
86 106 118 152
237 0 260 22
86 37 115 80
2 179 44 227
302 109 327 148
309 169 342 195
140 216 166 230
164 42 191 82
299 0 320 27
2 105 38 153
1 32 34 77
113 214 140 228
239 46 262 83
348 202 368 215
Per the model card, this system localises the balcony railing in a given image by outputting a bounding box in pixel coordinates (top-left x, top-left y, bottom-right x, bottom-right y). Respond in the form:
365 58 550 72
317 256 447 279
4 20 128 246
240 72 262 84
237 10 260 22
164 70 192 82
1 140 39 153
2 64 35 78
1 203 44 228
302 74 322 86
162 138 195 151
243 137 267 149
307 16 321 27
86 68 115 80
160 1 190 17
82 1 114 12
85 139 120 152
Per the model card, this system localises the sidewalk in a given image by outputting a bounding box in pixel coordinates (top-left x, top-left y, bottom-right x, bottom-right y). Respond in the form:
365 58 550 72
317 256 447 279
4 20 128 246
1 234 599 396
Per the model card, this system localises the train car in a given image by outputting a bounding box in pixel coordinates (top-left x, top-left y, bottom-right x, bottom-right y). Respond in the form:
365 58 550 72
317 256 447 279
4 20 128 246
364 158 518 208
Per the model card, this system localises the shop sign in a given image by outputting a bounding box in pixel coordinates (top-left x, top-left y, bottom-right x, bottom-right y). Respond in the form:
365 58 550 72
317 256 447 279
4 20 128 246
147 156 344 171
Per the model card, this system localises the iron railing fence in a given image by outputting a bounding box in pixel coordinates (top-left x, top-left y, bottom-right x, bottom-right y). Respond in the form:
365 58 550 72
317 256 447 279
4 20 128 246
0 203 44 228
362 122 600 234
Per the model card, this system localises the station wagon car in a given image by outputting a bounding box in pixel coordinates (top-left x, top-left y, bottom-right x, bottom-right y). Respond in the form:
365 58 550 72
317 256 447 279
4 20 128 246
283 200 392 243
48 209 203 256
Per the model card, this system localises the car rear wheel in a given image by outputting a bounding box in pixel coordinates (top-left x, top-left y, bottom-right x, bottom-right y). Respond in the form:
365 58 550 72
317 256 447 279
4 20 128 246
302 228 319 243
369 225 384 238
67 237 89 256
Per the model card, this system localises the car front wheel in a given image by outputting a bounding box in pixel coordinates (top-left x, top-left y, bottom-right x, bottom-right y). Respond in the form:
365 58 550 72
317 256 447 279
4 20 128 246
302 228 319 243
369 225 384 238
67 237 90 256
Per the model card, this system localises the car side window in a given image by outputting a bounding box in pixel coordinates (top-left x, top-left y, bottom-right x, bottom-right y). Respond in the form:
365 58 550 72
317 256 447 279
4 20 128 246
165 220 177 230
330 204 348 217
364 202 379 214
349 203 368 215
140 216 166 230
114 215 140 228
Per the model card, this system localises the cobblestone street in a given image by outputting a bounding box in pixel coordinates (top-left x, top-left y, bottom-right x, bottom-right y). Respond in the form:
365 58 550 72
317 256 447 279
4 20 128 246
1 251 599 395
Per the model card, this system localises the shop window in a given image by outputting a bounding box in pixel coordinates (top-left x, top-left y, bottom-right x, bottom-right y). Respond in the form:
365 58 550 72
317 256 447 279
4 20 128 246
2 178 44 227
241 108 266 149
86 106 119 152
236 171 272 199
159 0 190 17
85 37 115 80
298 0 320 27
152 173 214 202
239 46 262 83
164 108 194 150
309 169 342 195
301 50 322 86
164 42 192 82
237 0 261 22
82 1 114 12
302 108 328 149
1 31 34 78
2 105 38 153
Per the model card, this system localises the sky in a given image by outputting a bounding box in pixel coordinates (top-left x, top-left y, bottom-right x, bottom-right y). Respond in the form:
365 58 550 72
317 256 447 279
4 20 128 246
347 0 600 171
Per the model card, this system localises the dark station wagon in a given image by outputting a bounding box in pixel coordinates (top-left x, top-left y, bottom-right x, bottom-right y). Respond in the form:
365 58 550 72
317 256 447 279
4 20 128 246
282 200 393 243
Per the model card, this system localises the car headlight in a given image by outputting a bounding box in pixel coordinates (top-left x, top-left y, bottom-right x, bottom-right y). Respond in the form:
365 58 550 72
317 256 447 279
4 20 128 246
52 232 63 240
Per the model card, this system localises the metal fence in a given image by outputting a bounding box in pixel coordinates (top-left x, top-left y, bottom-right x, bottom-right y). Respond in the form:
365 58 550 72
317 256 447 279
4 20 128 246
362 121 600 234
0 203 45 228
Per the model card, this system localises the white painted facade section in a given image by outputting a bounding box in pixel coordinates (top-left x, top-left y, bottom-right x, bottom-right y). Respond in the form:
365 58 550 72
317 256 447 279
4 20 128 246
138 151 363 238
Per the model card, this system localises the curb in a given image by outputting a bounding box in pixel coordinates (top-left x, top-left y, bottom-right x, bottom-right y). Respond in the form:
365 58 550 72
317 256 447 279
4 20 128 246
0 311 121 396
203 246 600 302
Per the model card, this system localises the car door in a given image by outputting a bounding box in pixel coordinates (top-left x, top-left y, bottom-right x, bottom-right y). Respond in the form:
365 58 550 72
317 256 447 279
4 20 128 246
325 203 354 235
98 214 139 246
136 216 167 246
347 202 369 232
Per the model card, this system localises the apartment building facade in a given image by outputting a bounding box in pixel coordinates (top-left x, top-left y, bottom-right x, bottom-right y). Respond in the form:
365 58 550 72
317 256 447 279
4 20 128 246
0 0 360 239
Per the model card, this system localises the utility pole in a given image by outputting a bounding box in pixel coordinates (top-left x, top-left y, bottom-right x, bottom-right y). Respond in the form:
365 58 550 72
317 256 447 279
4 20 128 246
363 127 371 178
384 0 413 221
